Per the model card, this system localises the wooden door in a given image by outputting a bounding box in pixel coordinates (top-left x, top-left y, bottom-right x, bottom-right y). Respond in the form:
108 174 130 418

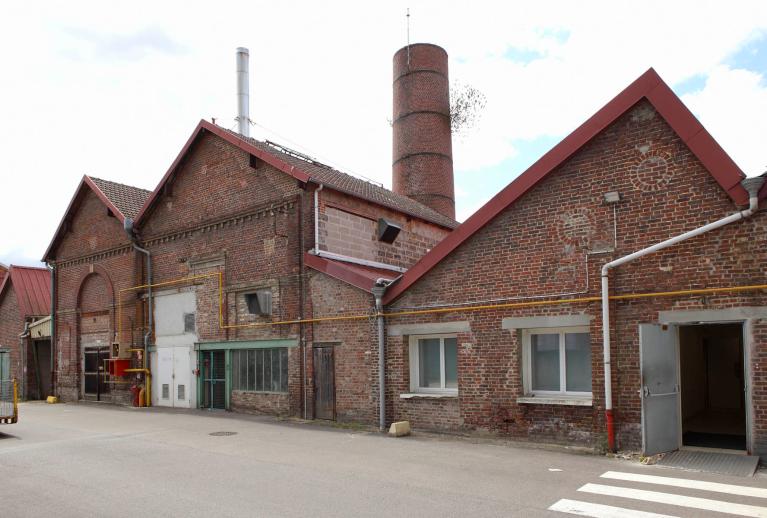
313 346 335 420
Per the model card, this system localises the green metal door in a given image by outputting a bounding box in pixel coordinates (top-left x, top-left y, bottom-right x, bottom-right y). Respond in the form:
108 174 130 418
201 350 227 410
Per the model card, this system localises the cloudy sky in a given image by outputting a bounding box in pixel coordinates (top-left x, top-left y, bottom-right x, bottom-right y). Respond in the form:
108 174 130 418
1 1 766 267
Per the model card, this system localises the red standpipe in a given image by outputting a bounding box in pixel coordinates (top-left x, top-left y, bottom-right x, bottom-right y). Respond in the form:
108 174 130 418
606 409 615 452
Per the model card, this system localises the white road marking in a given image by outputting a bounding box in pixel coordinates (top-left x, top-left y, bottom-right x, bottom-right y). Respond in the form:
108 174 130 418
578 483 767 518
549 498 679 517
601 471 767 499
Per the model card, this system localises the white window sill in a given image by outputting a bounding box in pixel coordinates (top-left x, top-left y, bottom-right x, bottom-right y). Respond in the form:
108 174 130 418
516 396 592 407
400 392 458 399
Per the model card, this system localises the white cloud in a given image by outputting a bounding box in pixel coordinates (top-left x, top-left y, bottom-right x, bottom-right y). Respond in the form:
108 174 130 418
682 65 767 176
1 1 766 265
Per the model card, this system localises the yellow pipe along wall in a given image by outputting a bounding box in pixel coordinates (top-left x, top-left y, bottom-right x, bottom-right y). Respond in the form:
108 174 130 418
117 271 767 331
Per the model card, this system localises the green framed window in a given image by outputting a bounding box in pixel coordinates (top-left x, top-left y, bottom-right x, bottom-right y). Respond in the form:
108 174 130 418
231 348 288 393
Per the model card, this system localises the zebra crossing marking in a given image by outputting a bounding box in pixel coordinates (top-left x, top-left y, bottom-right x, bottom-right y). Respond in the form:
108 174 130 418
548 498 679 517
600 471 767 499
577 483 767 518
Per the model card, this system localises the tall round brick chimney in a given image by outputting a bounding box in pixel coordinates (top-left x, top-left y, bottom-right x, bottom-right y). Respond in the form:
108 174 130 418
392 43 455 220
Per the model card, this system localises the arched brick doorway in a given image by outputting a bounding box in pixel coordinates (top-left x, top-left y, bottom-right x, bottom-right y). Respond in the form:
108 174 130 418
76 269 114 401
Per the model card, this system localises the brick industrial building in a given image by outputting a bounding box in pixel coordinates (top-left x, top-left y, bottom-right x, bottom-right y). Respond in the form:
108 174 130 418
0 265 52 400
15 43 767 460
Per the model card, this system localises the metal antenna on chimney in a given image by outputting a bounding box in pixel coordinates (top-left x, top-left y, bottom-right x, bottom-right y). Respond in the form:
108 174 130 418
406 8 411 67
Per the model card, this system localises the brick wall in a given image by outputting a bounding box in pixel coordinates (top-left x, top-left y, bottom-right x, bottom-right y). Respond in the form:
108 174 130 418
318 188 449 269
51 188 141 402
125 131 451 417
137 133 310 414
384 100 767 452
231 390 290 416
309 271 377 423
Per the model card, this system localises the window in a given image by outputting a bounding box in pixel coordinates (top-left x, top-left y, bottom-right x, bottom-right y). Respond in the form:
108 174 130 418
409 335 458 394
231 348 288 393
245 290 272 316
522 327 591 396
183 313 196 333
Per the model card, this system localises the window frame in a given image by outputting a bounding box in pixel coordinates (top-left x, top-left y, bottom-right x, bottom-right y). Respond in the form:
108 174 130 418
183 312 196 333
522 326 592 398
408 334 458 395
231 347 288 394
244 289 273 316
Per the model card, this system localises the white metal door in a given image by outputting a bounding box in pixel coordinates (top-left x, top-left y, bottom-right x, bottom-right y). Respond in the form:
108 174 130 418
173 346 191 408
640 324 680 455
156 348 174 407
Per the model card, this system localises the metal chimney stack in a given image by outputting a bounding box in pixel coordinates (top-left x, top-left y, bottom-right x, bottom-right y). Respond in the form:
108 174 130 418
236 47 250 137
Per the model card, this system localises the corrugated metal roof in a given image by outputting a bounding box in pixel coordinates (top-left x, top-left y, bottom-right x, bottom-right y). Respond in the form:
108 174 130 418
1 266 51 318
304 253 399 293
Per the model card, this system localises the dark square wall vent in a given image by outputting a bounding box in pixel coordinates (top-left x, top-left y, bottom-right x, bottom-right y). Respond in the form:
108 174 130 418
377 218 402 244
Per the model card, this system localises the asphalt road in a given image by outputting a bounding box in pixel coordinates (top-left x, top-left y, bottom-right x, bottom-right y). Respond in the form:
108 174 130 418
0 402 765 517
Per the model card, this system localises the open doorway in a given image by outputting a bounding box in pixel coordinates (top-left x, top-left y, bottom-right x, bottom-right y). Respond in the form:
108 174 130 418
678 323 746 451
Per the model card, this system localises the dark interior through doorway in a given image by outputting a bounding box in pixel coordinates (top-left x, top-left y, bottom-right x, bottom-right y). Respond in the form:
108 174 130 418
679 323 746 451
30 339 51 400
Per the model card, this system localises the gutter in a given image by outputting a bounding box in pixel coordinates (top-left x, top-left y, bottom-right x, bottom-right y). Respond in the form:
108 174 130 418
311 250 407 274
600 176 764 452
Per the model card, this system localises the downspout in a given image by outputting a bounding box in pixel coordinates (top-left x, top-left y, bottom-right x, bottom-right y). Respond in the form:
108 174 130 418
600 176 764 452
125 217 153 406
46 262 55 398
298 188 307 420
371 280 389 432
307 183 323 419
19 322 30 401
132 242 153 406
314 184 324 253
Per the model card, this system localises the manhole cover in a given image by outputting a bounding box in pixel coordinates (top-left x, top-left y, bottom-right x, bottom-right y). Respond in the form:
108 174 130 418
209 431 237 437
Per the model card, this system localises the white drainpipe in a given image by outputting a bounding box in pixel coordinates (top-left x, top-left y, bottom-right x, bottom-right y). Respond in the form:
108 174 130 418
314 184 324 251
600 176 764 451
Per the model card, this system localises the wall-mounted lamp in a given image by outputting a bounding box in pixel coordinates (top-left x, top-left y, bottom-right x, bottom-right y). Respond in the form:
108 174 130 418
603 191 621 204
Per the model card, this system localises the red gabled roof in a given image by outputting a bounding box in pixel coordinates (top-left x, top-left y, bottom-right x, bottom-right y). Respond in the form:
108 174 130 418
42 175 150 261
0 266 50 318
383 68 752 304
134 120 458 229
304 253 399 293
